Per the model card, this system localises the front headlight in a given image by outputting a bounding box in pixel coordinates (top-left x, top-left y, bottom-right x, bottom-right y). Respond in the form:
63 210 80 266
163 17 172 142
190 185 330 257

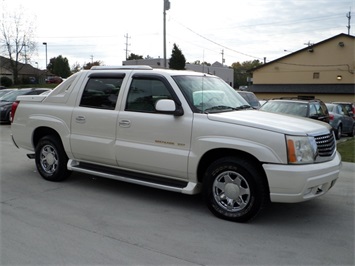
286 135 317 164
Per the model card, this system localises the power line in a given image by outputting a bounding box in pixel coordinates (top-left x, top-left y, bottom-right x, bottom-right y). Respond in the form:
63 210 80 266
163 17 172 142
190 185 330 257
171 17 262 60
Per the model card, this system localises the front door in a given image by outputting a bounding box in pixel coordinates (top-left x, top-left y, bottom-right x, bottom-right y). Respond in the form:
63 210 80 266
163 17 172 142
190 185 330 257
115 75 193 180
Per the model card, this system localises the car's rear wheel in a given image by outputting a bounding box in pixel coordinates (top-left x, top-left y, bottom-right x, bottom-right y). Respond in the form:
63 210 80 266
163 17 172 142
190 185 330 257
348 124 355 137
336 125 342 140
203 156 268 222
35 135 71 181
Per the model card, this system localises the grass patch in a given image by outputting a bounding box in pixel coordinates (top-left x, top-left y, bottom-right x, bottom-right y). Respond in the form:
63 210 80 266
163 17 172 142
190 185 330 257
337 138 355 163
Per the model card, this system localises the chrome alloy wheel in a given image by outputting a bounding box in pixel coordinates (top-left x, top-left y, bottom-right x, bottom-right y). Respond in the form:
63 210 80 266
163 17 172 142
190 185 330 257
212 171 251 212
39 144 58 174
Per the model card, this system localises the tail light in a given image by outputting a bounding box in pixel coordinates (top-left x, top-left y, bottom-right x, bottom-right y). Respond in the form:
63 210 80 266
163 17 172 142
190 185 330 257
10 100 19 123
329 114 334 121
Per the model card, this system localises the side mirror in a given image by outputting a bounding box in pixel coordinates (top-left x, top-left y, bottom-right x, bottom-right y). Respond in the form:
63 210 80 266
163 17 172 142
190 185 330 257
155 99 184 116
348 111 354 117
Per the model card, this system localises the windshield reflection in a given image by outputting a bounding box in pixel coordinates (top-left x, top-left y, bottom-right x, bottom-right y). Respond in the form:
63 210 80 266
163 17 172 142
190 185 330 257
173 75 250 113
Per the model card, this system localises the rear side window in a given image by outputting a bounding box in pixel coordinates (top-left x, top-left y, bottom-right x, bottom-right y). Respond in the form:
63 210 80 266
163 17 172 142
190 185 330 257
80 77 123 110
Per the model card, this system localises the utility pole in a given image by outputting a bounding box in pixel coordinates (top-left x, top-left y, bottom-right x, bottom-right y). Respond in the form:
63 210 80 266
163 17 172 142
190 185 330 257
43 42 48 69
124 33 131 60
346 11 351 35
23 35 27 64
221 49 225 66
163 0 170 68
23 43 28 64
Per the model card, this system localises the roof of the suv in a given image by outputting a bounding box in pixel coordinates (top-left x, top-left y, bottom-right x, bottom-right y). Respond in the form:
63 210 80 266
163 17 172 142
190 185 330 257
90 65 214 77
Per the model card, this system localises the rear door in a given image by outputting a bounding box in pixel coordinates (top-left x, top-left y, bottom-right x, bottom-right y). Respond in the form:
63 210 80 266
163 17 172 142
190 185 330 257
339 105 354 133
70 73 125 166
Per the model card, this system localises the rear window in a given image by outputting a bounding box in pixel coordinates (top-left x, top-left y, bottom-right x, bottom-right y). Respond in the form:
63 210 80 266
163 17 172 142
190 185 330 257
261 101 308 116
80 77 123 110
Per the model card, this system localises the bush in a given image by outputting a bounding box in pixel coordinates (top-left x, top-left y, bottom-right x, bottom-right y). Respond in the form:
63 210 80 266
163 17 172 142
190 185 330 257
0 76 13 87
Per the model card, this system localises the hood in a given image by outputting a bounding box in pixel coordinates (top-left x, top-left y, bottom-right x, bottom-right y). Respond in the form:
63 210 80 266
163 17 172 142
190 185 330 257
208 110 331 136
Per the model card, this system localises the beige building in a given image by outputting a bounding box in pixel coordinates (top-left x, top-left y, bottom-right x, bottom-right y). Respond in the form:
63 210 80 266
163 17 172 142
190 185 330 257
250 33 355 103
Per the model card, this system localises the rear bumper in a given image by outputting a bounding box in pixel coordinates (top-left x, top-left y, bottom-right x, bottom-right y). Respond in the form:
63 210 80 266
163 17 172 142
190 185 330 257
264 152 342 203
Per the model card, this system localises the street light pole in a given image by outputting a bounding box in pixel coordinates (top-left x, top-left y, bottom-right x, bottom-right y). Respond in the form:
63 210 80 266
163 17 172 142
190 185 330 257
42 42 47 69
163 0 170 68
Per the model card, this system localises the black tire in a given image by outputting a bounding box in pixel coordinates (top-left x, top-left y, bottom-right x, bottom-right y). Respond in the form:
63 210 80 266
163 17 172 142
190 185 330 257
35 135 71 181
203 157 268 222
348 124 355 137
335 125 342 140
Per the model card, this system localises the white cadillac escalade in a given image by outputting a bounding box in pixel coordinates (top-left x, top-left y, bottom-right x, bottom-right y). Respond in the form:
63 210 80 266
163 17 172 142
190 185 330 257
11 66 342 222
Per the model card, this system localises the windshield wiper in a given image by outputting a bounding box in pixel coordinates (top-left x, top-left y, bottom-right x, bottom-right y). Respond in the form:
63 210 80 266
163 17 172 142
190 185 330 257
204 105 236 113
234 105 252 110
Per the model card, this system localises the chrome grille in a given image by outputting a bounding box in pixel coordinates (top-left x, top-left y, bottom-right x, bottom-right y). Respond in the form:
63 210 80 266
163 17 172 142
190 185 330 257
314 132 335 157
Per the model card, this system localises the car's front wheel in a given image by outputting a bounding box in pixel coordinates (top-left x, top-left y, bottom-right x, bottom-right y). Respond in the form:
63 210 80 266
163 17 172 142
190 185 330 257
203 156 268 222
35 135 71 181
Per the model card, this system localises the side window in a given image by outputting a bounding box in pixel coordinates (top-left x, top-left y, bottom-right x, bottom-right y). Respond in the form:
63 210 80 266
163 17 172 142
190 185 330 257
312 103 323 115
318 102 328 115
309 104 318 116
125 78 173 112
80 77 123 110
337 105 344 115
341 105 349 115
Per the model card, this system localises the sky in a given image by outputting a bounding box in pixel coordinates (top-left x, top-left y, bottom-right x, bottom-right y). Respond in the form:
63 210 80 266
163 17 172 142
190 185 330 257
1 0 354 70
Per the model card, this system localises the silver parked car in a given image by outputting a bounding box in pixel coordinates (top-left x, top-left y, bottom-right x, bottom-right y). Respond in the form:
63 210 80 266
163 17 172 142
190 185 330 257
325 103 355 139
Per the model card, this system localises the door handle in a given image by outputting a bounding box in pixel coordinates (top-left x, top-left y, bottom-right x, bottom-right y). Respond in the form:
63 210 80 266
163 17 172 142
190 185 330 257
75 115 86 123
119 119 131 127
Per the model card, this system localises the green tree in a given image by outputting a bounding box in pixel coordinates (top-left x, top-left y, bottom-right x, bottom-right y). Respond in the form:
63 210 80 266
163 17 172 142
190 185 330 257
83 60 103 70
169 43 186 70
127 53 143 60
47 55 71 78
231 60 263 88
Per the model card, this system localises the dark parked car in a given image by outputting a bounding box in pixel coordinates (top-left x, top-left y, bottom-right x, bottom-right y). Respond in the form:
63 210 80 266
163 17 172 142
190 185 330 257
0 88 49 123
332 102 355 120
326 103 355 139
237 91 261 109
259 96 330 123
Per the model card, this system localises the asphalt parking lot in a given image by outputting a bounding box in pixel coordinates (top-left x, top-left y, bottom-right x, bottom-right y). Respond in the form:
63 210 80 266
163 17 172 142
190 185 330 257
0 124 354 265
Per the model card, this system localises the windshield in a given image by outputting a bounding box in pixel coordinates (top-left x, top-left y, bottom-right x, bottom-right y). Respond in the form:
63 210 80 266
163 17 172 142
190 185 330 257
173 75 250 113
0 90 15 99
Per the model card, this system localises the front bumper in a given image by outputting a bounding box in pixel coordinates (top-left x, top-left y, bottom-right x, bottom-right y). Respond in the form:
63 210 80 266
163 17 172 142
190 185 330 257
264 152 342 203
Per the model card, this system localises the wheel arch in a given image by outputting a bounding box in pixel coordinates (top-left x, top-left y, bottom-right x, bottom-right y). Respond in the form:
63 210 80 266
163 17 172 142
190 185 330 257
197 148 270 193
33 127 62 150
